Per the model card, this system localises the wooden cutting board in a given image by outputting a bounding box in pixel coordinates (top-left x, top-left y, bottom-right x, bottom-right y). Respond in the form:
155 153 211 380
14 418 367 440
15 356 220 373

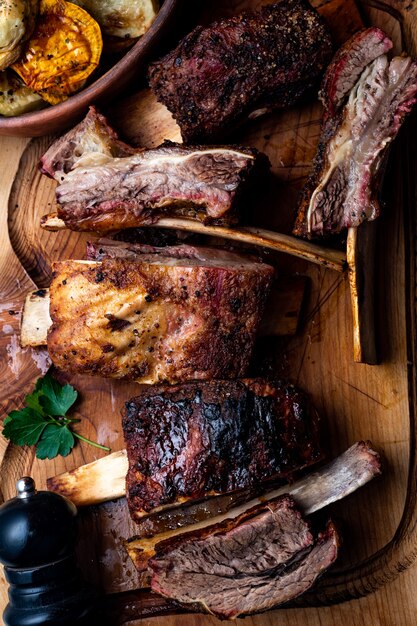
1 0 417 623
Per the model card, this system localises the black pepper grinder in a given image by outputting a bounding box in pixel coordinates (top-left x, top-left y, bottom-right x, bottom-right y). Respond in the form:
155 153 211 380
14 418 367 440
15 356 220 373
0 476 99 625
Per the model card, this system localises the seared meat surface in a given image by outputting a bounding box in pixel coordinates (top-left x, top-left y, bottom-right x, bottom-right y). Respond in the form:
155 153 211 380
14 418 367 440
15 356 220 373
122 379 323 520
148 0 332 142
149 496 339 619
319 28 392 118
47 255 274 384
293 28 417 237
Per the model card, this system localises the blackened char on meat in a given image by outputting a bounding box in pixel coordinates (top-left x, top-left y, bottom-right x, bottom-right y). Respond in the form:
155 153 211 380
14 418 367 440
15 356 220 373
148 0 333 143
122 379 323 520
293 28 417 238
52 140 267 231
149 495 339 619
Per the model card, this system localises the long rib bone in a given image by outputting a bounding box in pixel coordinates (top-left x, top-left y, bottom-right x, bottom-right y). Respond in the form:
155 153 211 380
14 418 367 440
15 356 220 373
47 440 380 517
47 450 128 506
347 224 377 364
40 213 347 273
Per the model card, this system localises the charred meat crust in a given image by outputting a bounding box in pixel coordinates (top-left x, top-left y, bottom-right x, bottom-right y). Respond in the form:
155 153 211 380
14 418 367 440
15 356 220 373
128 441 382 541
122 378 323 520
148 0 332 142
47 258 274 384
293 114 341 237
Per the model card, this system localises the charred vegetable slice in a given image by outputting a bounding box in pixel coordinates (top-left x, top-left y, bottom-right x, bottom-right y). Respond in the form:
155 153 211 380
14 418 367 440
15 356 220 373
0 70 44 116
12 0 103 105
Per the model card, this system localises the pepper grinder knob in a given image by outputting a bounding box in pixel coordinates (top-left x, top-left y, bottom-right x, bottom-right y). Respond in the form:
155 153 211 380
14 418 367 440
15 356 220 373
0 476 99 625
16 477 36 497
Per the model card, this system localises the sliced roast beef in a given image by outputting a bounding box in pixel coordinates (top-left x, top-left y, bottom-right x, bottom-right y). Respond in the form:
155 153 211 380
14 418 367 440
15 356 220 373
53 141 266 230
148 0 332 142
149 496 339 619
293 29 417 238
122 379 323 520
48 255 274 384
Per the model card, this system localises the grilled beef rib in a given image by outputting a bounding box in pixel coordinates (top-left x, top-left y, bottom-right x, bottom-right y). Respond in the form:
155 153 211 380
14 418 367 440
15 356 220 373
47 255 274 384
149 496 339 619
122 379 323 520
293 28 417 238
40 108 268 231
126 441 381 581
56 142 265 230
319 28 393 118
148 0 332 142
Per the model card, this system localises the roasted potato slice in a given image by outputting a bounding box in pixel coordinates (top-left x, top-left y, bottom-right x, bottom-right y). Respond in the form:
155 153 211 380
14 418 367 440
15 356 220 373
72 0 158 50
12 0 102 105
0 0 38 70
0 70 44 116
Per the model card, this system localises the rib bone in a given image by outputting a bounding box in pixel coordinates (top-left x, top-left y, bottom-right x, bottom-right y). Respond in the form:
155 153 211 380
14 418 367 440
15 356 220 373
40 213 347 273
47 440 380 518
20 289 51 348
47 450 128 506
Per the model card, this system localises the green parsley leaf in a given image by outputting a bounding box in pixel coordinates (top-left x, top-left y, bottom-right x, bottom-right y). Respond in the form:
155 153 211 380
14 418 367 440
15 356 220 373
25 389 46 416
37 374 78 416
35 424 74 460
3 413 13 426
2 375 110 460
2 408 48 446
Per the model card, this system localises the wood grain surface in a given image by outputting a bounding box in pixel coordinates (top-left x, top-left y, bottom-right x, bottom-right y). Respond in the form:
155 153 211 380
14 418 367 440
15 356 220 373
1 0 417 624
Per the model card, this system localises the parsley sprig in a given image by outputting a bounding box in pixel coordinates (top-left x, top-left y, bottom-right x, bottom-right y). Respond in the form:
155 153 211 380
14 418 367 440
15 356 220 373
3 375 110 460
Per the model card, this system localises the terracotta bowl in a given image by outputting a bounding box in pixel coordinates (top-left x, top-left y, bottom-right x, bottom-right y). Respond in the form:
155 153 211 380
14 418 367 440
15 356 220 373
0 0 180 137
